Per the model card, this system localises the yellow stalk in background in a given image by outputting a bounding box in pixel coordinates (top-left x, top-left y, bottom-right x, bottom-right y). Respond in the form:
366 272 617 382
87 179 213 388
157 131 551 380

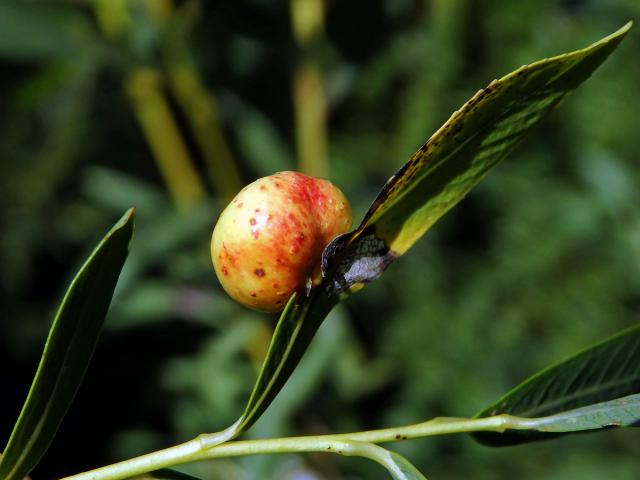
147 0 244 202
165 45 244 203
125 68 206 211
93 0 131 38
142 0 272 363
290 0 329 178
93 0 208 211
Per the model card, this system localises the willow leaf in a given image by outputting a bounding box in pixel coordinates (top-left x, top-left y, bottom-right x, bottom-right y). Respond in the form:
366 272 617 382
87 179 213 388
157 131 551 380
322 23 631 296
473 323 640 446
227 289 337 437
0 209 135 480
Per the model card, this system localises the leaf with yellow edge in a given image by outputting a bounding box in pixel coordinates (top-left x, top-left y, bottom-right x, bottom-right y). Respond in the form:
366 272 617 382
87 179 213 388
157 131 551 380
321 22 632 297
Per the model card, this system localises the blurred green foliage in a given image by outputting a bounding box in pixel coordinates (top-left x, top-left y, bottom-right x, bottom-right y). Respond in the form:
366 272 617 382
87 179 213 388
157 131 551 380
1 1 639 479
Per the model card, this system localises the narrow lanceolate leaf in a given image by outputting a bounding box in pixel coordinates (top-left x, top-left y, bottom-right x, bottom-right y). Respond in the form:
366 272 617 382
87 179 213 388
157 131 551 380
473 323 640 446
0 209 135 480
219 290 337 439
322 23 631 297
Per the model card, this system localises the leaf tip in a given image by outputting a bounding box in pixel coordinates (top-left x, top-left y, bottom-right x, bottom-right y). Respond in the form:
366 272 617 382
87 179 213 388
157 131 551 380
113 207 136 232
600 21 633 44
123 206 137 222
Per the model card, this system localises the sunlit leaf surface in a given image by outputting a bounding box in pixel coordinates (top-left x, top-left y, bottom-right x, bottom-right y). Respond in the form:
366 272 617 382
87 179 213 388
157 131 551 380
322 23 631 296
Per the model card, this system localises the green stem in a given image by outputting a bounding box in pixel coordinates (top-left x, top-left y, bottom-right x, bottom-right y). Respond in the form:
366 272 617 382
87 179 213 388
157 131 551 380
60 426 237 480
194 438 418 478
61 415 526 480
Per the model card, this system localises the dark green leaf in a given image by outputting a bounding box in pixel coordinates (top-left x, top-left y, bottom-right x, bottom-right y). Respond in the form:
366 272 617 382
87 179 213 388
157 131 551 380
322 23 631 296
0 209 135 480
473 323 640 446
232 289 337 434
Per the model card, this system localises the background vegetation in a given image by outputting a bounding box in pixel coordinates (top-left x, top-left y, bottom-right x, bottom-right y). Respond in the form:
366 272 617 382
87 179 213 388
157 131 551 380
1 1 639 479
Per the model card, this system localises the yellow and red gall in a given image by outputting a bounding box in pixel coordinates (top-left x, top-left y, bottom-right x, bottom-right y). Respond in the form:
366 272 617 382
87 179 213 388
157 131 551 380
211 171 352 312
